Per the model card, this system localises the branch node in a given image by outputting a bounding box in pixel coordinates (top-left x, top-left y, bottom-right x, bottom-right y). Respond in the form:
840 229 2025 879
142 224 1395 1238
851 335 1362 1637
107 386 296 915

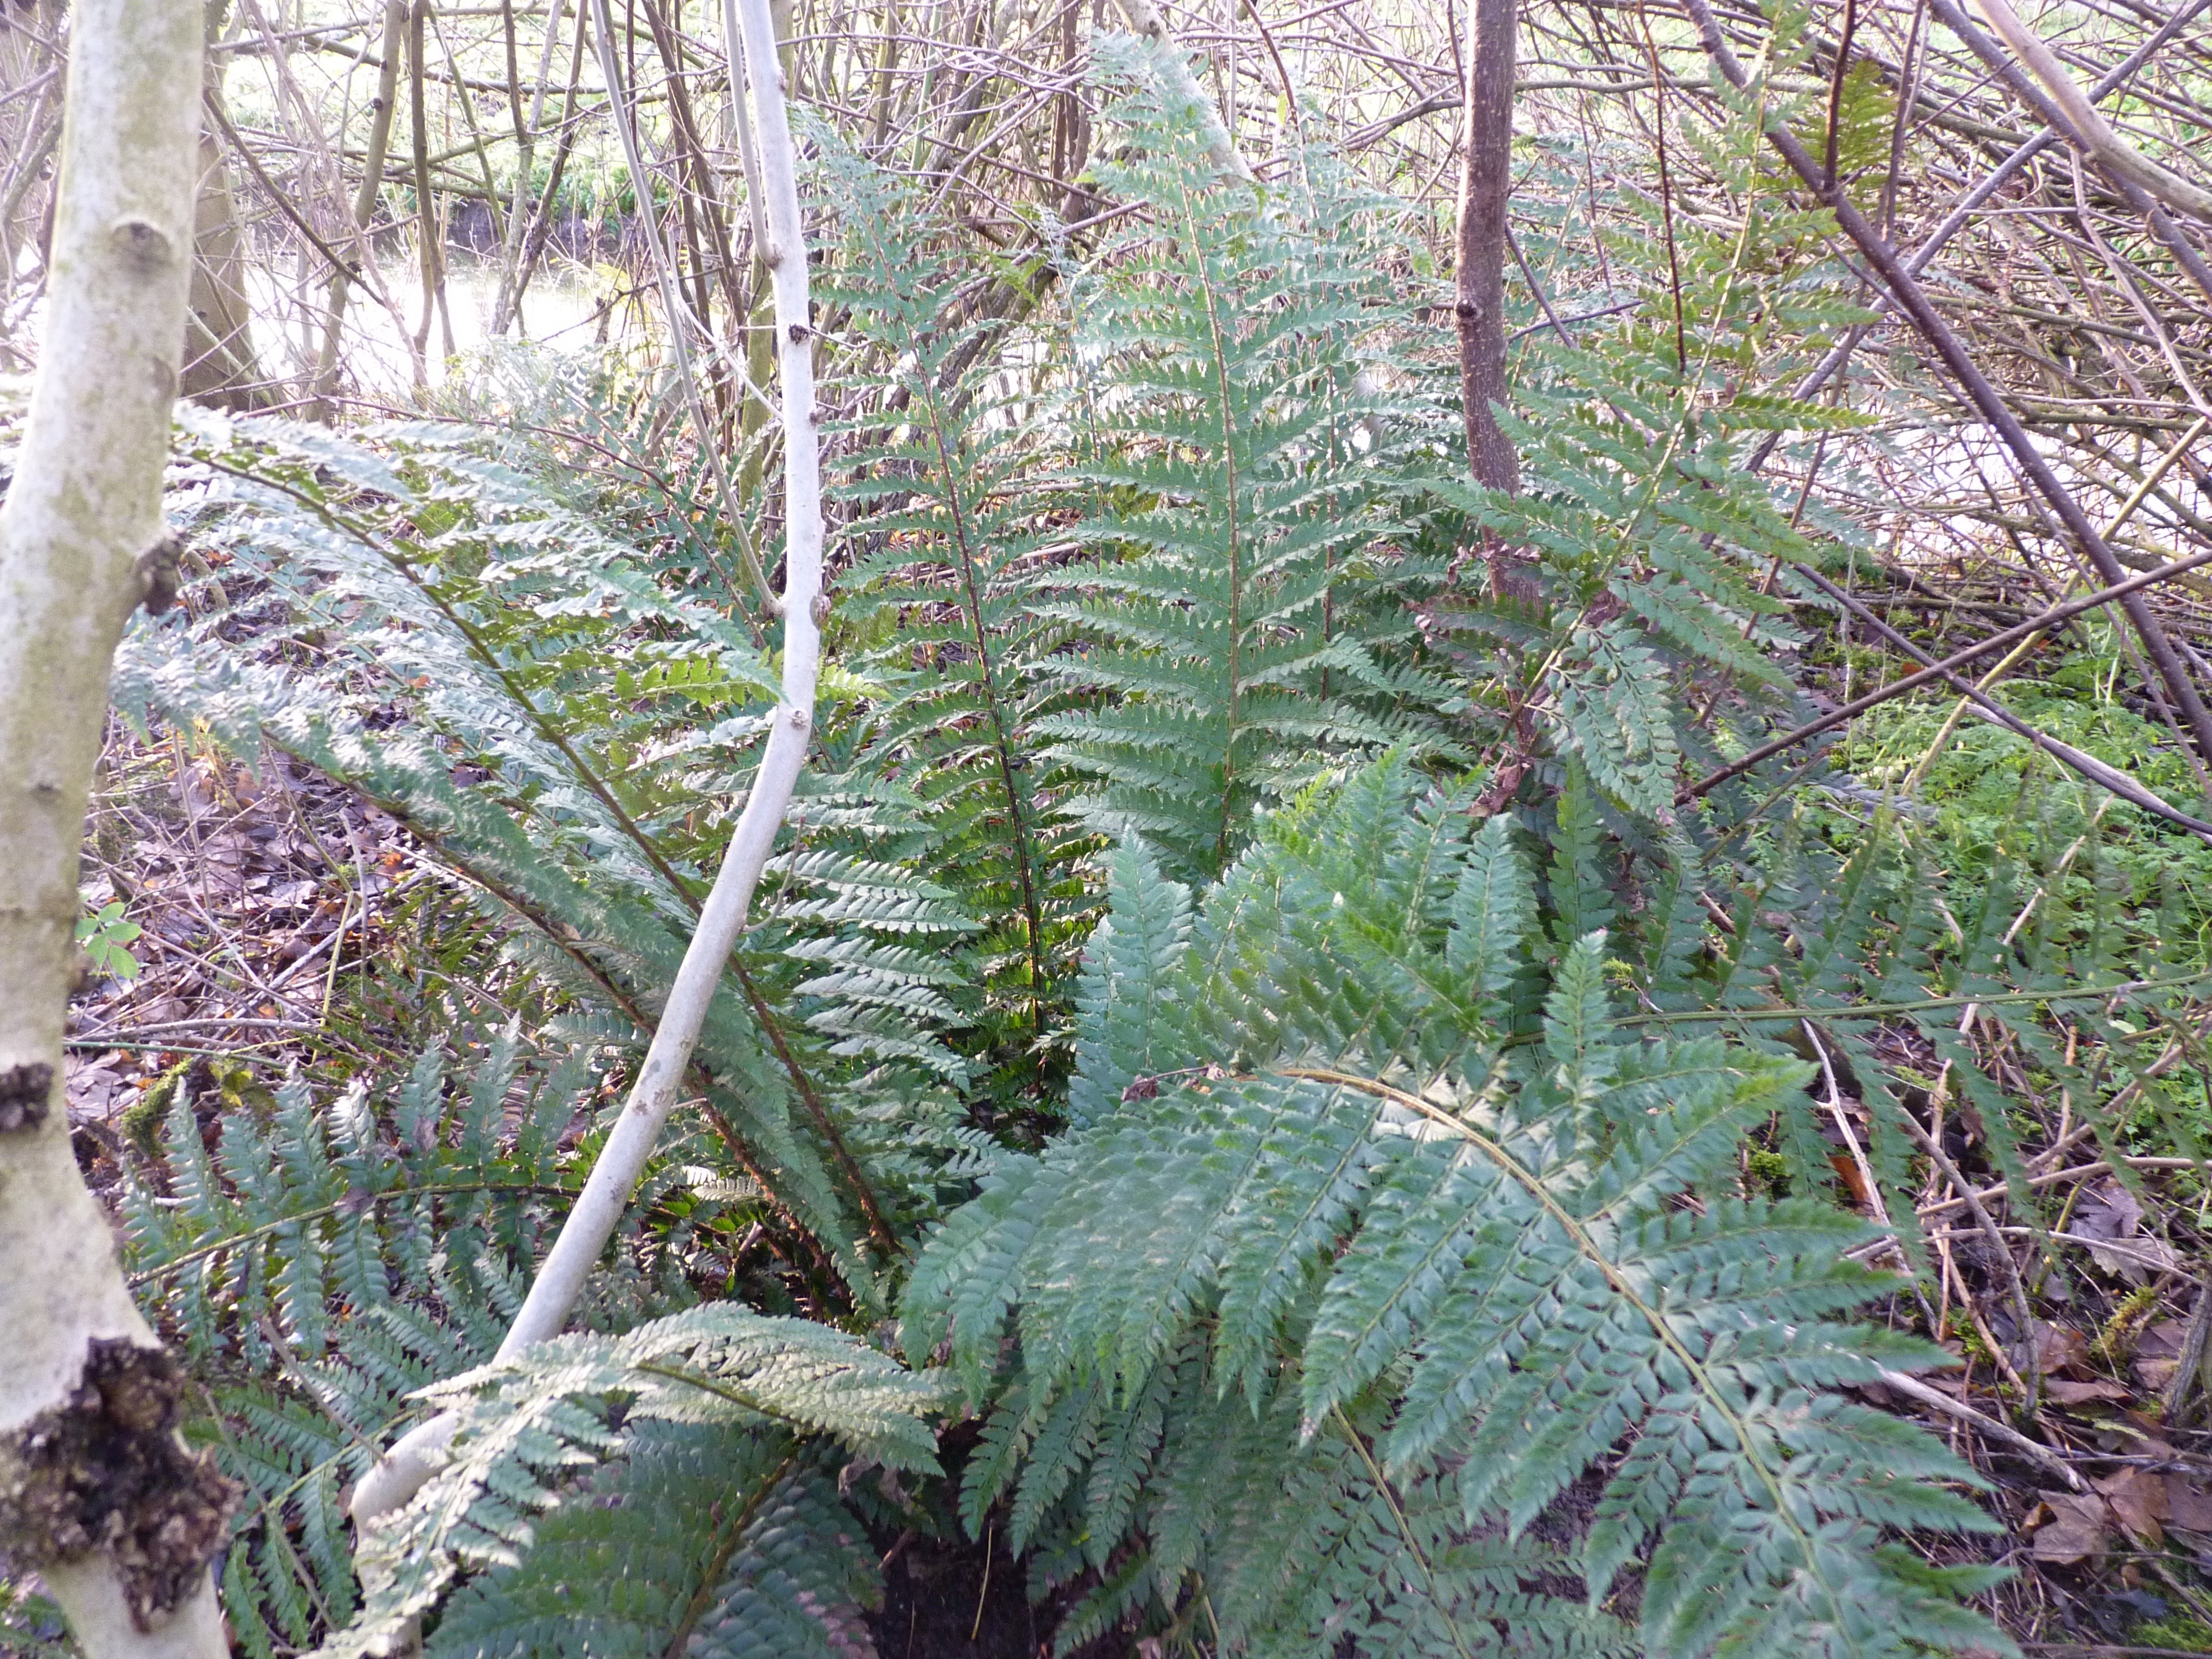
0 1062 53 1133
107 217 175 272
0 1339 239 1631
133 533 183 617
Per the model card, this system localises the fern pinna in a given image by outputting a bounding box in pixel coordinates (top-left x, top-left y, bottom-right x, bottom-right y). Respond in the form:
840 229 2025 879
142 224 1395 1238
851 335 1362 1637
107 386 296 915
905 757 2006 1657
822 143 1098 1114
1033 39 1452 885
338 1307 946 1658
123 1037 605 1656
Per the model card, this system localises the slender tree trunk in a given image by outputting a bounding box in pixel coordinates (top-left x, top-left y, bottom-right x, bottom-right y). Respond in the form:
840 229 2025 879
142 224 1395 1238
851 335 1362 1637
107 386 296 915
1455 0 1517 496
309 0 408 419
348 0 831 1527
182 9 267 418
182 129 265 411
408 0 453 368
0 0 236 1653
490 0 570 333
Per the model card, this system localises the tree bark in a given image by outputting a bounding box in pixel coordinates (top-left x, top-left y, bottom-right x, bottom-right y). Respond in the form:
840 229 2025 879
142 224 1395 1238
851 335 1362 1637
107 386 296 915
179 0 263 411
1455 0 1517 497
0 0 233 1651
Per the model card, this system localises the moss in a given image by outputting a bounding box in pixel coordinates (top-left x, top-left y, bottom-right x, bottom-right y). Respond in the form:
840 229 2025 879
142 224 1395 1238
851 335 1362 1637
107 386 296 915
1744 1148 1792 1198
2129 1613 2212 1652
121 1056 273 1161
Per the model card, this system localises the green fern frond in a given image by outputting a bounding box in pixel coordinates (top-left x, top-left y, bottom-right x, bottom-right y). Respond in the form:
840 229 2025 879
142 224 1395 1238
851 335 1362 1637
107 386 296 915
326 1307 945 1657
906 758 2007 1657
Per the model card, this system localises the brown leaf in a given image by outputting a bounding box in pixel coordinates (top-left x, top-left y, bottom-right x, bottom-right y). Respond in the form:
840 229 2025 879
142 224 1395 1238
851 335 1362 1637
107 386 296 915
2095 1467 2168 1546
2026 1320 2093 1380
2167 1475 2212 1534
63 1054 124 1123
2068 1178 2182 1283
1827 1150 1874 1207
2027 1491 2111 1563
2135 1319 2189 1392
2042 1377 2132 1406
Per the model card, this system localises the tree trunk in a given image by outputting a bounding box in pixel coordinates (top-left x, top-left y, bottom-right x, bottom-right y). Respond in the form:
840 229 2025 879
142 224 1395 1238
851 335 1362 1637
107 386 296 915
1455 0 1517 496
0 0 235 1652
309 0 409 420
180 131 267 411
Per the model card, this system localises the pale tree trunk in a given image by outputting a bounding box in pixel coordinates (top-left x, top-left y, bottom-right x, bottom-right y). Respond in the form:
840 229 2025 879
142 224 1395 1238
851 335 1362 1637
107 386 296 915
181 0 265 411
0 0 234 1654
348 0 830 1528
181 132 267 410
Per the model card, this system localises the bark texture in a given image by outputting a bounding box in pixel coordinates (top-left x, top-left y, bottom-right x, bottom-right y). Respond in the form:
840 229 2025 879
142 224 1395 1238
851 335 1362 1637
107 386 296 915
1455 0 1517 495
180 128 265 411
0 0 230 1650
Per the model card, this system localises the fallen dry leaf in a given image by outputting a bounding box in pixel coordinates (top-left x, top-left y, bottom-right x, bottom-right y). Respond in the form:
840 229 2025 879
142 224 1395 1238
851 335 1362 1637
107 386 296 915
2069 1179 2183 1283
2042 1377 2131 1406
2023 1320 2092 1380
2095 1467 2168 1546
2167 1475 2212 1534
63 1053 125 1124
2026 1491 2111 1563
2134 1319 2189 1393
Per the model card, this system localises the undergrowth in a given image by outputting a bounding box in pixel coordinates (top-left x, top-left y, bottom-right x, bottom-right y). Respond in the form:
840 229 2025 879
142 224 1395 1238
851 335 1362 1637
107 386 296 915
10 22 2212 1659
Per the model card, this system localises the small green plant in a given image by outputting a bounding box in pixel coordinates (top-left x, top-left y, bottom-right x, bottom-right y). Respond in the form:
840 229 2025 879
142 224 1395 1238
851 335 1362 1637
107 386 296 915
1745 1145 1793 1197
2129 1611 2212 1652
76 897 142 982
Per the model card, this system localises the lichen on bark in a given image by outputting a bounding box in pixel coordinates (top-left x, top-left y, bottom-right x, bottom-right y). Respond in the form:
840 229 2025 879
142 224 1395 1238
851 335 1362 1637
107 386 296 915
0 1340 238 1633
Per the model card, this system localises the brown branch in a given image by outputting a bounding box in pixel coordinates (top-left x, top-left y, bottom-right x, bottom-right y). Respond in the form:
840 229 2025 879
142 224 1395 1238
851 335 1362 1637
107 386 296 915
1681 539 2212 801
1684 0 2212 776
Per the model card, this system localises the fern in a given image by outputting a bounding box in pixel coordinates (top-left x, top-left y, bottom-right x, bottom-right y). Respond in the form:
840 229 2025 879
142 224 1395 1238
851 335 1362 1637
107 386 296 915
906 757 2008 1657
327 1305 946 1657
821 147 1099 1113
118 408 987 1272
1031 40 1452 884
55 39 2169 1655
123 1035 694 1657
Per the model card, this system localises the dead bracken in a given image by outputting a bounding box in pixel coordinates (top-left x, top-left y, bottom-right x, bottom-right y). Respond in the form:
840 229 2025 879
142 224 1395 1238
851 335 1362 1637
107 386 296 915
0 1338 238 1630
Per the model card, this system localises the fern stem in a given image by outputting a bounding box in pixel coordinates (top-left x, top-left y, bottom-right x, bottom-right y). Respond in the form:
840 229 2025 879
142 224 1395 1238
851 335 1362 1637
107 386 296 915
726 957 900 1256
912 366 1050 1042
1182 186 1245 876
1613 965 2212 1027
349 0 834 1525
1326 1405 1476 1659
191 450 713 886
691 1096 851 1283
656 1446 802 1659
1281 1065 1863 1614
192 451 894 1258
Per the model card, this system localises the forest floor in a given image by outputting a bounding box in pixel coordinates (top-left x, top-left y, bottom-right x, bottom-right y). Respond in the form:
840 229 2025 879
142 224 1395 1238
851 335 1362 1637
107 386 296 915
61 707 2212 1657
